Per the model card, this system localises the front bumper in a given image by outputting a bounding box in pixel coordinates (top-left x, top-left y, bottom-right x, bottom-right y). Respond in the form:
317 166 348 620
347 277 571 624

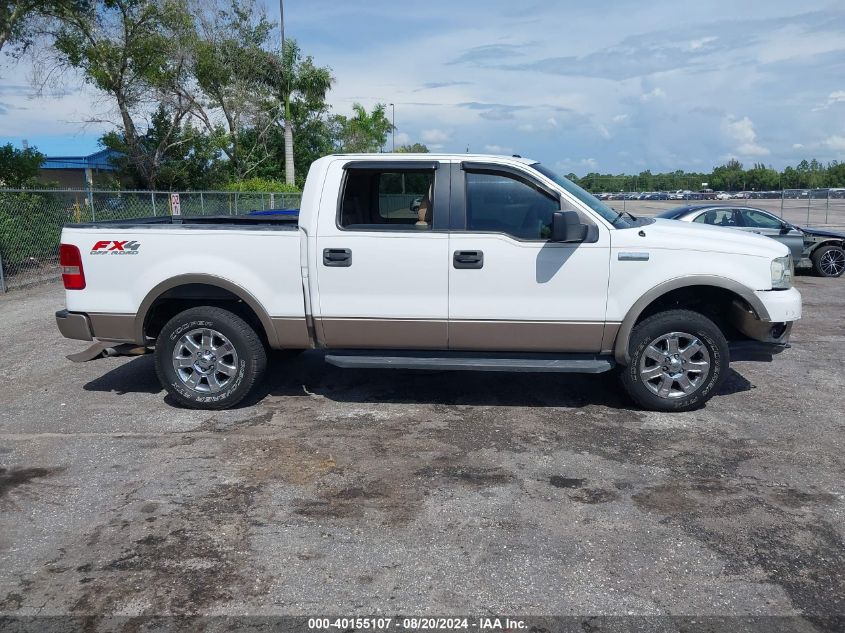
56 309 93 341
729 286 800 355
754 287 802 322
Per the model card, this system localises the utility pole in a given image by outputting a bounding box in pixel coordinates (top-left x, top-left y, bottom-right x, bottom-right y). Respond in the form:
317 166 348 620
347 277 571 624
389 103 395 152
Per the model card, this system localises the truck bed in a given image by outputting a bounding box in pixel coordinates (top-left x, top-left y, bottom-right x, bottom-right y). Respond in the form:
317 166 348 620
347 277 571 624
60 215 305 321
66 215 299 230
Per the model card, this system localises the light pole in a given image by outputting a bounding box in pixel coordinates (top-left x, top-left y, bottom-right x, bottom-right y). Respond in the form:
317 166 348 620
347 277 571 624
279 0 284 51
389 103 395 152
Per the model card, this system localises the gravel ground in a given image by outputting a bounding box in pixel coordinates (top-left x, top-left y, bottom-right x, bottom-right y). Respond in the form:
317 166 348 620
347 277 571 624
0 278 843 630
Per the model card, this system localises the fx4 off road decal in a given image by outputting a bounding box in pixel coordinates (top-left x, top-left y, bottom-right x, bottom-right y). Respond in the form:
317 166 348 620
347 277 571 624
90 240 141 255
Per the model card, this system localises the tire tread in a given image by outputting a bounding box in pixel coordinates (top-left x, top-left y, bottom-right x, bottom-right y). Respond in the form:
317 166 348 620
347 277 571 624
154 306 267 410
619 309 729 412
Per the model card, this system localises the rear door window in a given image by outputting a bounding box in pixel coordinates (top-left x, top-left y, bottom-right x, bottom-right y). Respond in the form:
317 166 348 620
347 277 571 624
340 169 435 230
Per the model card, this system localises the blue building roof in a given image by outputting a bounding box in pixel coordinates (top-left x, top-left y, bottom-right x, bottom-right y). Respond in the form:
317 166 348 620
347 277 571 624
42 148 121 171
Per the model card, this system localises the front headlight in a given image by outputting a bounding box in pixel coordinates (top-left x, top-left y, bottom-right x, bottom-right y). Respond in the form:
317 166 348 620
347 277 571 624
771 255 794 289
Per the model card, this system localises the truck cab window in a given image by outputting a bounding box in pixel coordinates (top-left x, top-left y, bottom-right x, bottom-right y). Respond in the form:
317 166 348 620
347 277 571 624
340 169 435 230
465 171 562 240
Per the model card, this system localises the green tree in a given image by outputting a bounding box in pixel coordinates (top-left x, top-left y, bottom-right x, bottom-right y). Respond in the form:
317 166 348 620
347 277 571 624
710 159 745 191
331 103 394 153
0 143 44 187
101 107 224 190
51 0 196 188
827 161 845 188
189 1 284 181
396 143 429 153
263 38 333 186
0 0 89 56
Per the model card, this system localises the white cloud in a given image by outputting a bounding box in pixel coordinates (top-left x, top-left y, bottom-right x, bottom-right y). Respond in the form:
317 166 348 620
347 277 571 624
612 114 629 123
596 124 611 140
792 143 804 149
640 87 665 103
517 118 560 134
483 144 513 154
689 36 718 51
555 157 598 172
722 116 770 157
421 128 451 143
813 90 845 111
393 131 411 145
824 135 845 151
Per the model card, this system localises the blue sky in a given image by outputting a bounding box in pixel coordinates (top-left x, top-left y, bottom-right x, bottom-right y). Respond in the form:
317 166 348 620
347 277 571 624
1 0 844 174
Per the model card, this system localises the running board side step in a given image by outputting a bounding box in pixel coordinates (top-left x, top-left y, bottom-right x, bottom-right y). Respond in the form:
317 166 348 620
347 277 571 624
324 351 615 373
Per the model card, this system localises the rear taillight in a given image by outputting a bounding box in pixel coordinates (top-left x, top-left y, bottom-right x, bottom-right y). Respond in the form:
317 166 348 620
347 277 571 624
59 244 86 290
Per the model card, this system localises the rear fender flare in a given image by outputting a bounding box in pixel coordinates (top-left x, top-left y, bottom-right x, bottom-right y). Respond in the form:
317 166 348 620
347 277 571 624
135 274 279 348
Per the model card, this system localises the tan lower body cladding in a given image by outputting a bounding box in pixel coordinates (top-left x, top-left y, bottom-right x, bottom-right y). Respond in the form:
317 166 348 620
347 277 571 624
318 318 620 353
82 312 621 354
450 320 618 352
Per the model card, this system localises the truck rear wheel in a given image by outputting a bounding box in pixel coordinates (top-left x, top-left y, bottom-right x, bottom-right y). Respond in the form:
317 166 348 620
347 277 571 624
620 309 729 412
154 306 267 410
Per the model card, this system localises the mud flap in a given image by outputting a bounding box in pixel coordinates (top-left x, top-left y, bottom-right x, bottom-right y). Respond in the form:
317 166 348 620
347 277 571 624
66 343 148 362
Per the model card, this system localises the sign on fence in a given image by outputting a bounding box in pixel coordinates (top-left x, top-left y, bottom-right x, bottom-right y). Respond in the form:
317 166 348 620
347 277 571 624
170 193 181 216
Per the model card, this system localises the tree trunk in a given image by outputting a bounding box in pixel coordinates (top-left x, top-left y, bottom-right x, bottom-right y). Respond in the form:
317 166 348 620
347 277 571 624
284 120 294 185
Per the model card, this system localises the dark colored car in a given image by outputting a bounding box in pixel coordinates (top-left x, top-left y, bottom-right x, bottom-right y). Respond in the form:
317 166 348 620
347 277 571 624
656 205 845 277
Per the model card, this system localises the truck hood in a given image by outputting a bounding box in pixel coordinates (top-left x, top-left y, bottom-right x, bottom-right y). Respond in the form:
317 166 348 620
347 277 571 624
619 218 790 259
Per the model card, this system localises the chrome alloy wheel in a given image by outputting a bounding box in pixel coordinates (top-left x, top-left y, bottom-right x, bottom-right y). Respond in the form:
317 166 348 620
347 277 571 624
820 249 845 276
172 328 239 393
638 331 711 399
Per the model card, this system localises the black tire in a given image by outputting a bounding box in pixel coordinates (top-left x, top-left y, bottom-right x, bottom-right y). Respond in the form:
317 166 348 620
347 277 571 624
620 309 729 412
154 306 267 410
811 244 845 278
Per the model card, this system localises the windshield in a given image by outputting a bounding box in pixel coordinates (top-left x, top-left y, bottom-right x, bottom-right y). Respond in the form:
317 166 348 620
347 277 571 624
530 163 634 228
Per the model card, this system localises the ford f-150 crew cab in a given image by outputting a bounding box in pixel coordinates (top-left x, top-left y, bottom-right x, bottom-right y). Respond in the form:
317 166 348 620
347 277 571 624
55 154 801 412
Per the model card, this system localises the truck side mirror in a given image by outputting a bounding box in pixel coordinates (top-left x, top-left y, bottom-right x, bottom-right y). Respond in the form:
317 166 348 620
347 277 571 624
551 210 588 243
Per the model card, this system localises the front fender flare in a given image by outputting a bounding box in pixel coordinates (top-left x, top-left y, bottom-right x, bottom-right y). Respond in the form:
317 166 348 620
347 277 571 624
612 275 771 365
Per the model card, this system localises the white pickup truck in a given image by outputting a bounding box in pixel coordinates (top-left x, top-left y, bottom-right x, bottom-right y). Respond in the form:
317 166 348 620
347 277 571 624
56 154 801 411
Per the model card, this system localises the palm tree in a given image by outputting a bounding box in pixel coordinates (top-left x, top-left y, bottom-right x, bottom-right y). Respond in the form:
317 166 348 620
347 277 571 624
275 39 333 185
333 103 394 153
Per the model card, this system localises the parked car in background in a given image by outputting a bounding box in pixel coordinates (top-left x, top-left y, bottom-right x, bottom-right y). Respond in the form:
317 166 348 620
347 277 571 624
716 192 731 200
656 204 845 277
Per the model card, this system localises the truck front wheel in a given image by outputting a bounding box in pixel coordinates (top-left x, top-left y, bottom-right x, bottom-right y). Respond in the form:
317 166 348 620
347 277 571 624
154 306 267 410
620 309 729 412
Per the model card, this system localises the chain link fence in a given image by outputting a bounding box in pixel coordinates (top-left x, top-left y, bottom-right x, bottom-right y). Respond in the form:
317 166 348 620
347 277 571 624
0 189 301 292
